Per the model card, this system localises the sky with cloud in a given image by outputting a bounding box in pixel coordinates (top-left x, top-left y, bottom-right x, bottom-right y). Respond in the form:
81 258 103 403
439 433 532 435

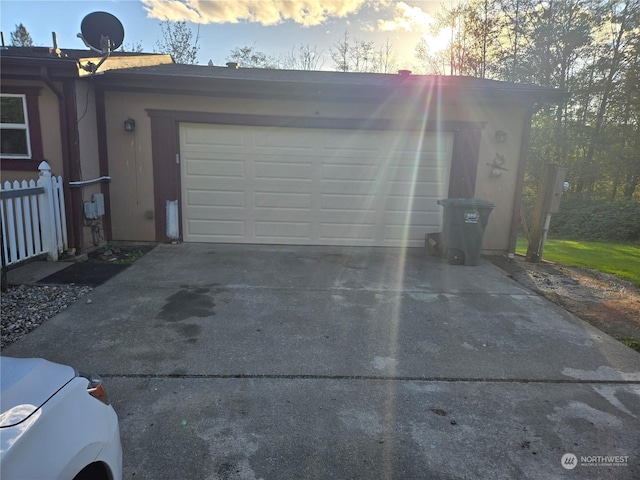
1 0 455 69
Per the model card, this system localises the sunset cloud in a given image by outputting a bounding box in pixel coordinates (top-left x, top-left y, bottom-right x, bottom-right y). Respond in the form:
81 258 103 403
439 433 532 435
377 1 435 32
142 0 367 27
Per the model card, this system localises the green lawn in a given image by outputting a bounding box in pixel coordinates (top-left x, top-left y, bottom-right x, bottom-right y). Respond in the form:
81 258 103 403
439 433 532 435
516 238 640 287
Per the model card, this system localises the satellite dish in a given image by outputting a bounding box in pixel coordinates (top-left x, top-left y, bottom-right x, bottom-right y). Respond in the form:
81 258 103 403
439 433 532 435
80 11 124 51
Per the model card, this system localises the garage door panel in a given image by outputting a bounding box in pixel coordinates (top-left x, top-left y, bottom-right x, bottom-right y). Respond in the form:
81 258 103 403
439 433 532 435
254 209 314 222
384 196 441 212
187 207 248 220
253 182 314 194
387 166 447 182
386 181 447 196
187 219 245 237
319 223 377 241
255 161 313 180
183 126 246 149
322 131 410 154
254 130 319 150
185 179 248 192
322 155 385 166
181 123 452 246
255 221 311 239
320 194 376 211
322 164 380 181
382 211 442 225
317 211 379 224
187 190 245 207
185 158 246 178
255 192 311 209
318 181 379 195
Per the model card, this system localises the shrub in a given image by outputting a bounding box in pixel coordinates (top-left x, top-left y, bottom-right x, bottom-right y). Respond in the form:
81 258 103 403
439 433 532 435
520 195 640 242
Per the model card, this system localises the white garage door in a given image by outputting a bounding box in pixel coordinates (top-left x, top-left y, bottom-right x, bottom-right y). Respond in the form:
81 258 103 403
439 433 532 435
180 123 452 247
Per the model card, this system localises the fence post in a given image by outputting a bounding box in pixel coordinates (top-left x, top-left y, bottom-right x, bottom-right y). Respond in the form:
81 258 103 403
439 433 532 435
38 161 58 261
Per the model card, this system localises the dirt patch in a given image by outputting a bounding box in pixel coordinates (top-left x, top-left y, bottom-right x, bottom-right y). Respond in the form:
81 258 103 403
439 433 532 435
488 255 640 352
87 244 155 264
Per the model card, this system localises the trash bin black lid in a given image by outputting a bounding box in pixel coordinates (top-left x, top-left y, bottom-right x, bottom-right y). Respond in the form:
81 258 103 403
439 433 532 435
437 198 495 208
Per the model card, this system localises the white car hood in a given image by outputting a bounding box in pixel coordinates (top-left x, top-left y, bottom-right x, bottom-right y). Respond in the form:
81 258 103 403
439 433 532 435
0 357 75 427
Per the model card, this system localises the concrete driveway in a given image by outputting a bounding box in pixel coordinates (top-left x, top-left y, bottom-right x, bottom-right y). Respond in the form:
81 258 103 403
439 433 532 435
4 243 640 479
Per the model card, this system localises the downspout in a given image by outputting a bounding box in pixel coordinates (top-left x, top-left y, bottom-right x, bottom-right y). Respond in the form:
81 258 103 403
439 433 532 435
39 66 63 99
507 103 539 257
39 66 83 253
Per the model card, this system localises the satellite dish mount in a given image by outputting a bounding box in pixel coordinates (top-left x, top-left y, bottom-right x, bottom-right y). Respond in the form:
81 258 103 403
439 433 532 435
77 12 125 73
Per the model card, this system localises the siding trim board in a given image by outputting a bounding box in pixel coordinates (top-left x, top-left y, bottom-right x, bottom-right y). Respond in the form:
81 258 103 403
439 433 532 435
95 86 113 240
147 109 484 133
151 116 181 242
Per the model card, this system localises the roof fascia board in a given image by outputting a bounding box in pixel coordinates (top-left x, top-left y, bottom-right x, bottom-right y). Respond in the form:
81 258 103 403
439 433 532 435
98 73 557 107
1 57 80 79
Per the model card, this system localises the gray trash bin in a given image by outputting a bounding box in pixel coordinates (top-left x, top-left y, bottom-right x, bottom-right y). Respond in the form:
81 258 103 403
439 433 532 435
437 198 495 266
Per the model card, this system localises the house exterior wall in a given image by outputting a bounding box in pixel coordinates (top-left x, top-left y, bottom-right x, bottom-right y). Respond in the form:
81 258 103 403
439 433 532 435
102 90 529 252
1 79 108 253
0 79 64 181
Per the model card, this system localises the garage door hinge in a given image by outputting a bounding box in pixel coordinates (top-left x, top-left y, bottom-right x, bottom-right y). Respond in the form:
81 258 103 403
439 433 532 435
176 153 180 164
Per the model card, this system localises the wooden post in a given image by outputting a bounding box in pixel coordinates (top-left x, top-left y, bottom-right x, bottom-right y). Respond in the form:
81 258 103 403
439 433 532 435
525 163 568 263
38 161 59 262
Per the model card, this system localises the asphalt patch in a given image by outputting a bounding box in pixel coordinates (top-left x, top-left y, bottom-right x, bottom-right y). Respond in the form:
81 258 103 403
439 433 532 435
37 262 129 286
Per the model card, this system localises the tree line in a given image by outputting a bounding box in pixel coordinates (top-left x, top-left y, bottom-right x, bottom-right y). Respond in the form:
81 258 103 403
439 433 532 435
412 0 638 200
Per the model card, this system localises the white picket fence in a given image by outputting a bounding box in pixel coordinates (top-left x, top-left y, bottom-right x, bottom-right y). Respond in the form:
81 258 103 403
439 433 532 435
1 161 68 267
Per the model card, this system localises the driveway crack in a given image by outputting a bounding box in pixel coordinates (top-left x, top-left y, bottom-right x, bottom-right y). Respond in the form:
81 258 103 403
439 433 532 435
101 373 640 385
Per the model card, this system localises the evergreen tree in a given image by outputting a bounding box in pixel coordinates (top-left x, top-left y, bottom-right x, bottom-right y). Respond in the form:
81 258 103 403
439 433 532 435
10 23 33 47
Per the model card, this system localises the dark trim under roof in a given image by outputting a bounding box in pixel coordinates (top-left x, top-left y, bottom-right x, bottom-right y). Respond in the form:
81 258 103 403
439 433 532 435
98 64 568 105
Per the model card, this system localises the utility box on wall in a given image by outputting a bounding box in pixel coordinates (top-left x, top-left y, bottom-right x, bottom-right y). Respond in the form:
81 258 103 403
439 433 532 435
94 193 105 216
84 193 106 220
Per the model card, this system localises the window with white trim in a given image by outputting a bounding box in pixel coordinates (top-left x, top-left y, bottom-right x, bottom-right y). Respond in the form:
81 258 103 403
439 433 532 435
1 94 32 158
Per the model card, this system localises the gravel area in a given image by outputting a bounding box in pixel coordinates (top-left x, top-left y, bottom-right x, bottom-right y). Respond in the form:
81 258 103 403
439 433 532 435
1 284 92 348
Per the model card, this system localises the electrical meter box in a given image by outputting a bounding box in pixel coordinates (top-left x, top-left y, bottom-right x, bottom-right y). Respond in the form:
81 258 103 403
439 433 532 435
93 193 105 216
83 193 106 219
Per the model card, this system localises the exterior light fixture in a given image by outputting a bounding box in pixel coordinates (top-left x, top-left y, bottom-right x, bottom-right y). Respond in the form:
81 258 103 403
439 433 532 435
124 118 136 132
495 130 507 143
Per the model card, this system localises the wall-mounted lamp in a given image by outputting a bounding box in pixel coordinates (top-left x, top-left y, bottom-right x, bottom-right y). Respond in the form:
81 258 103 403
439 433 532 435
124 118 136 132
495 130 507 143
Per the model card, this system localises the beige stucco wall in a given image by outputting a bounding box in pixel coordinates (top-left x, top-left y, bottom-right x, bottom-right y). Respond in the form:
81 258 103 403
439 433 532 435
475 106 526 253
103 92 158 241
103 90 529 251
